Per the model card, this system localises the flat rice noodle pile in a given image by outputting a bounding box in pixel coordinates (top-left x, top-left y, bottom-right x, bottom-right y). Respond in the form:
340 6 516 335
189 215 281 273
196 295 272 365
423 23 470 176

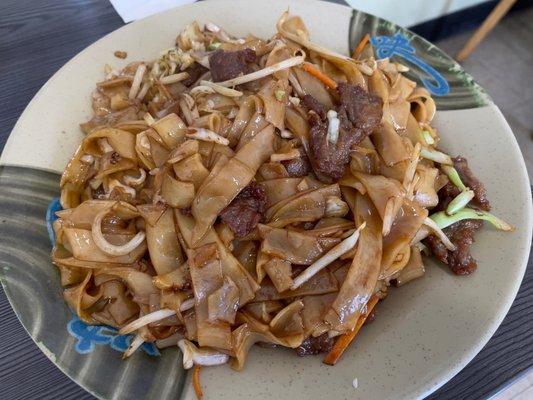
51 9 508 374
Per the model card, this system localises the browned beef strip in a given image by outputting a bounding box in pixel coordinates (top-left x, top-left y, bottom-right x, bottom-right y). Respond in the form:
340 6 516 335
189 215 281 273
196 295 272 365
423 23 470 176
425 155 490 275
281 151 311 178
303 94 327 120
436 181 461 211
181 62 208 87
208 48 257 82
425 219 484 275
309 114 354 180
295 333 334 356
435 156 490 212
453 156 490 211
337 82 382 134
306 84 382 181
219 182 267 237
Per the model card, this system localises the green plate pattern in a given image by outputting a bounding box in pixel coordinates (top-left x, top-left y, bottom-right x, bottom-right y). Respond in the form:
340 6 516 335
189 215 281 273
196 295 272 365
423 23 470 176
0 166 187 400
349 10 489 110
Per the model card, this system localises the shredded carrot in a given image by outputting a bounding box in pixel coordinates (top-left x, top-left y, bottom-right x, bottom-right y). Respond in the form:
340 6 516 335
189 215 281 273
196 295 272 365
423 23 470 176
352 33 370 59
323 295 379 366
302 63 338 89
193 364 203 400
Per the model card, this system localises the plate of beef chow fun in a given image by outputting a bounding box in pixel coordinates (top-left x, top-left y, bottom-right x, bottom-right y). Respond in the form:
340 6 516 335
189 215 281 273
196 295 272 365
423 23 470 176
0 0 531 399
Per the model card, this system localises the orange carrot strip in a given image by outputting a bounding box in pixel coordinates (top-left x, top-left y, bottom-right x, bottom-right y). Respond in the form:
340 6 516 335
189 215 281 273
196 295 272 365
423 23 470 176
302 63 338 89
193 365 203 400
352 33 370 59
323 295 379 366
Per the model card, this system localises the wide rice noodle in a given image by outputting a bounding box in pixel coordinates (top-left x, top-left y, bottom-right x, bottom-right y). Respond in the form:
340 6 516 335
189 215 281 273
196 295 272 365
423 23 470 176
50 11 510 374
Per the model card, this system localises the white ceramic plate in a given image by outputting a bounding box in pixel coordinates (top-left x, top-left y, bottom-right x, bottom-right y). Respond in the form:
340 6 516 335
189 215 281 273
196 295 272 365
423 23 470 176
0 1 531 399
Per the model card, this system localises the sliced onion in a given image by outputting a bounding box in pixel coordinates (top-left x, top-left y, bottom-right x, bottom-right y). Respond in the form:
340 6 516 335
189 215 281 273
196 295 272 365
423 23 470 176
270 149 301 162
186 128 229 145
180 98 198 125
403 142 421 191
189 85 216 97
123 334 144 358
291 222 365 289
136 81 151 101
410 225 430 245
423 217 456 251
119 308 177 335
199 80 243 97
129 64 147 99
123 168 147 186
180 298 195 312
216 54 305 88
405 174 420 202
288 71 305 97
160 72 190 84
183 93 195 109
382 198 397 236
92 205 145 256
327 110 340 144
178 339 230 369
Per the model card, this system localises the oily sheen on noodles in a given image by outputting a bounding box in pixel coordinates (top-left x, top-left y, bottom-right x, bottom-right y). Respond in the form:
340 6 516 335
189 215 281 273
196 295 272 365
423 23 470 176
52 12 512 394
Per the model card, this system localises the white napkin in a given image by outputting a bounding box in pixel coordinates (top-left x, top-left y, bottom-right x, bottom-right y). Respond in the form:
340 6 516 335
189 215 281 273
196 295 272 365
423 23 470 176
109 0 197 23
